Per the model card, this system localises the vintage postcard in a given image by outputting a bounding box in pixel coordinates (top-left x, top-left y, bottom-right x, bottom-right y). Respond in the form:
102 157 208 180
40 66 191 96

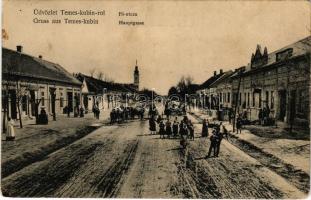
1 0 310 198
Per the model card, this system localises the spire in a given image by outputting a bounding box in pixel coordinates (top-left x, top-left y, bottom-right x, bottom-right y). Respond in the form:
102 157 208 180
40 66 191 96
254 44 262 58
263 47 268 56
136 59 138 66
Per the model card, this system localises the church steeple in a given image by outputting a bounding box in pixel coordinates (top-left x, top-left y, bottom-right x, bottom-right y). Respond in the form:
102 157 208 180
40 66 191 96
134 60 139 89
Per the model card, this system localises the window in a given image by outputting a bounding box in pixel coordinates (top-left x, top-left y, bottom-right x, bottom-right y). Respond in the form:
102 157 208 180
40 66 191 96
252 92 255 107
227 92 230 103
60 93 64 108
247 93 250 107
220 93 222 103
41 92 45 106
276 48 293 62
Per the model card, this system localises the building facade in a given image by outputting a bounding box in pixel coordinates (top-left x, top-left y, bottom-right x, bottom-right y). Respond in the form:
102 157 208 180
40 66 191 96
231 37 310 128
2 46 82 122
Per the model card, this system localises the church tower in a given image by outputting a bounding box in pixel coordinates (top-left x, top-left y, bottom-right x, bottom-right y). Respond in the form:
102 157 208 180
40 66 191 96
134 60 139 90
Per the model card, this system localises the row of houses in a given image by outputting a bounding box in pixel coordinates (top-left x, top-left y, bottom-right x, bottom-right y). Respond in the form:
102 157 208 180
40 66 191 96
195 36 310 129
2 45 140 123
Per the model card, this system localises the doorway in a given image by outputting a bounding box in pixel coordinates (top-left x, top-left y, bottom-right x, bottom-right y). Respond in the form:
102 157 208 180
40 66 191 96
278 90 287 121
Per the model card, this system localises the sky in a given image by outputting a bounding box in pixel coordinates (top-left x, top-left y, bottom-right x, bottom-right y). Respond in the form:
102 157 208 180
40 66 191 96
2 0 310 95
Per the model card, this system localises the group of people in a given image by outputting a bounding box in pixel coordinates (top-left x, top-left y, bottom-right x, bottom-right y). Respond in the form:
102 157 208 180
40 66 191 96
149 116 195 140
206 122 228 158
149 113 232 157
110 106 145 124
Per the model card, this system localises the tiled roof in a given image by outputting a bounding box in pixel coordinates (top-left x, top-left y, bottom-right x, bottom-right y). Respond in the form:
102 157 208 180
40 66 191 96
209 70 234 87
2 48 82 86
198 73 223 90
76 73 138 94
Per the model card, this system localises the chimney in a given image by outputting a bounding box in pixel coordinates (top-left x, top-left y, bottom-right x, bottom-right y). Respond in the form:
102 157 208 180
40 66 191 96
220 69 223 74
38 55 42 59
214 71 217 76
16 45 23 53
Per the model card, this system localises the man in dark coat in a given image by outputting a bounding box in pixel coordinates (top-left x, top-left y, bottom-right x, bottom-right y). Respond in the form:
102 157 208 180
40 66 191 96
206 129 218 158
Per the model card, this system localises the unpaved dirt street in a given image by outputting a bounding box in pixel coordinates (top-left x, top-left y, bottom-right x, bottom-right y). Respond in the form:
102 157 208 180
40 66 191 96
1 115 308 198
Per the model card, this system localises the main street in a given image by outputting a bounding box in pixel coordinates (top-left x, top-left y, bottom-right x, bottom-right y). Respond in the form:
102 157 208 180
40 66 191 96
1 108 306 198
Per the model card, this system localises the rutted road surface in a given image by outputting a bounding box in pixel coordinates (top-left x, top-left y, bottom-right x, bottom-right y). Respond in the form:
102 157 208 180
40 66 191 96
1 117 308 198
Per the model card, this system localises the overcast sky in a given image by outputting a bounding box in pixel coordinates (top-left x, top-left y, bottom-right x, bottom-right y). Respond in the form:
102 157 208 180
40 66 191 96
2 0 310 94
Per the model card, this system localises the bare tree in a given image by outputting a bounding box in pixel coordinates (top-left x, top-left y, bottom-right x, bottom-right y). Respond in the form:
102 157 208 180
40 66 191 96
97 71 104 80
89 68 96 77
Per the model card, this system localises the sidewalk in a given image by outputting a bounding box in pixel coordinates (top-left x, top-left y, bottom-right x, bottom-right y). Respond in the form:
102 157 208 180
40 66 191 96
1 108 111 178
190 110 310 175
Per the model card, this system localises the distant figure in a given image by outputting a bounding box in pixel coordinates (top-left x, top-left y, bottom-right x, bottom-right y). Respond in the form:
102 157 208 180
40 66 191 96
74 106 79 117
236 115 242 134
92 105 97 118
258 109 263 125
166 119 172 138
93 106 100 120
6 118 15 141
206 129 218 158
159 120 165 139
219 122 228 140
172 117 179 137
188 120 194 140
149 116 157 135
79 106 84 117
38 108 48 124
201 119 209 137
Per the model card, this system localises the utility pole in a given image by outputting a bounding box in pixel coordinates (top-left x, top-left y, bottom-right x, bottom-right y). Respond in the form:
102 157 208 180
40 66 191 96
233 68 243 132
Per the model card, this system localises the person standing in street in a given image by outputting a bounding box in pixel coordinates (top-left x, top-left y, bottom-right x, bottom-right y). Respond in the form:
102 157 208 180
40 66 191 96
6 118 15 141
159 120 165 139
173 117 179 138
188 120 194 140
149 116 157 134
166 119 172 139
236 115 242 134
206 129 218 158
201 118 209 137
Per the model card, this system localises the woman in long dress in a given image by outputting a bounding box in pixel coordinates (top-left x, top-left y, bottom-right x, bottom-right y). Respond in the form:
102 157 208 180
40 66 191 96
149 116 156 134
6 118 15 141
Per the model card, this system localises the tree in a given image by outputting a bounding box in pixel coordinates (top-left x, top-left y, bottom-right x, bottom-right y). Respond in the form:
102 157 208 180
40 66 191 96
168 86 178 96
97 71 104 80
89 68 96 77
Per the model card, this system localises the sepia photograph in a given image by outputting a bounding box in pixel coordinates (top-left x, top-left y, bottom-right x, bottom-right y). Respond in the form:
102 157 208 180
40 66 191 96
1 0 310 198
